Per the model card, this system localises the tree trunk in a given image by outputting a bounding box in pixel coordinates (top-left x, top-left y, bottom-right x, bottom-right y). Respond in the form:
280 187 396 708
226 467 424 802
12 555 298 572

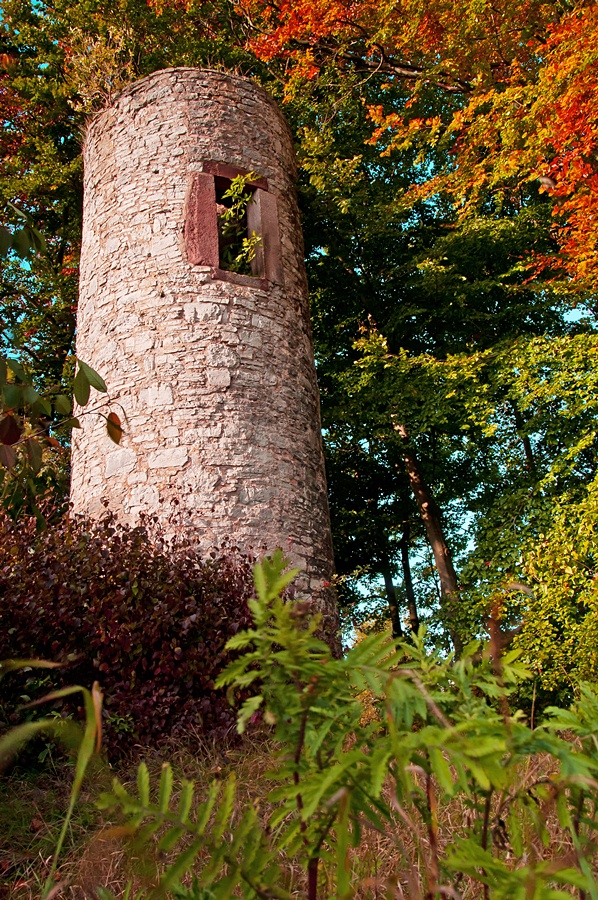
399 519 420 633
510 401 536 476
394 423 462 653
380 556 403 639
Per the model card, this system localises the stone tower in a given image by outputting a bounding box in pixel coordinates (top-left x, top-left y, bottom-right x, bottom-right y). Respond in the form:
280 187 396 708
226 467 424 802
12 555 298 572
70 68 335 597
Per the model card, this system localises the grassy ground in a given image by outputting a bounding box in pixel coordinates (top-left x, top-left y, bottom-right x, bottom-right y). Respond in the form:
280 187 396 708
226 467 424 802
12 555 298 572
0 731 583 900
1 735 277 899
0 763 98 898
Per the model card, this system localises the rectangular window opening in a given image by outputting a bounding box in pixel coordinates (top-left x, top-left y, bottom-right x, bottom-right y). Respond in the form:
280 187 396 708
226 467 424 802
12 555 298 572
215 175 263 277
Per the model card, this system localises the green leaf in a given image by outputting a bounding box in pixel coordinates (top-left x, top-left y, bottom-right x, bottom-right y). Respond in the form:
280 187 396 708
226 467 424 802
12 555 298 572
112 779 133 805
158 763 173 814
95 888 118 900
369 745 392 797
7 358 28 382
270 569 301 598
137 762 150 807
35 396 52 417
254 561 267 602
12 228 32 257
0 226 11 257
23 385 41 406
8 202 30 222
236 694 263 735
29 226 46 253
3 383 22 409
60 417 82 430
301 759 357 819
428 746 455 796
155 837 205 898
77 359 107 393
157 825 186 853
464 737 506 758
73 367 91 406
211 775 236 843
133 819 161 844
54 394 72 416
466 760 492 791
177 780 194 823
222 632 257 651
0 720 60 771
0 658 62 682
195 780 221 836
26 438 44 474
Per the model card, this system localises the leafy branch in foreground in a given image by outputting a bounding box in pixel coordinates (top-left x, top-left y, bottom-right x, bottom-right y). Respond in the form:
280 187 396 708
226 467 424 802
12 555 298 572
95 551 598 898
5 558 598 897
0 660 103 899
0 352 122 521
97 763 288 900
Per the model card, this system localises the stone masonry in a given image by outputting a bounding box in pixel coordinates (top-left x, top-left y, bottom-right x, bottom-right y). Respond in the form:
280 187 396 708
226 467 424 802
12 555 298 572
70 68 336 599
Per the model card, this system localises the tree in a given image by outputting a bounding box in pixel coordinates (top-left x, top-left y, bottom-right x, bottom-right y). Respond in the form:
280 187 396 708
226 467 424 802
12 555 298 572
0 0 262 519
2 0 598 679
235 0 598 289
283 67 586 651
0 207 118 522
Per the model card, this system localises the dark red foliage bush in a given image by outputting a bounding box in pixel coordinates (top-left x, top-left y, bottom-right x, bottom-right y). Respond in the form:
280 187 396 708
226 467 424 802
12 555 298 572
0 513 255 756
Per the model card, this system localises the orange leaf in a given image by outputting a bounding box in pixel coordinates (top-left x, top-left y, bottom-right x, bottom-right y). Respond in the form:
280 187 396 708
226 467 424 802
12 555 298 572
106 412 123 445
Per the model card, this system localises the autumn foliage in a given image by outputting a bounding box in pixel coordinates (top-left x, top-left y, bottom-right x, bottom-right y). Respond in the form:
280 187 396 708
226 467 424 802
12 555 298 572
226 0 598 287
2 0 598 694
0 514 255 756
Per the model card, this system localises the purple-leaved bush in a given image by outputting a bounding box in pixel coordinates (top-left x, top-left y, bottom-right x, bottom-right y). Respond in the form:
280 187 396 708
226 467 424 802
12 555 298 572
0 513 255 756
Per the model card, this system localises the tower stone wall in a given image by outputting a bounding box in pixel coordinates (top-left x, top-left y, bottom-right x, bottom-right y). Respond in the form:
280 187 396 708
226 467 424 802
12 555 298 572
71 68 335 595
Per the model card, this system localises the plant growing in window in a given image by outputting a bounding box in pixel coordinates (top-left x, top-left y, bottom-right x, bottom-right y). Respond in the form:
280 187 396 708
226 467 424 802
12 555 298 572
216 172 262 276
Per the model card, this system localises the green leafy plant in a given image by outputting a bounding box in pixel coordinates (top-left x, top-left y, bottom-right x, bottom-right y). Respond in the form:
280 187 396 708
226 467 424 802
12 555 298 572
0 660 103 899
0 206 122 522
217 173 262 276
94 552 598 898
0 351 123 520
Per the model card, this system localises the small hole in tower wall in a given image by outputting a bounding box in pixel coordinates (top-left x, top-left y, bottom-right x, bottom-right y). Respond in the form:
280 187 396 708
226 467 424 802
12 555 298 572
215 175 263 277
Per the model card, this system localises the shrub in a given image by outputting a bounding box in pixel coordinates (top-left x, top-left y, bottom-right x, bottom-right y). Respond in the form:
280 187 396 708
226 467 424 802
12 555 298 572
5 553 598 898
94 554 598 898
0 513 255 755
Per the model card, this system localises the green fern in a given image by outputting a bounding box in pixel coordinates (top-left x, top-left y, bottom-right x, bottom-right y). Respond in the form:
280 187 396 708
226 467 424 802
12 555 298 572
97 762 289 899
7 554 598 899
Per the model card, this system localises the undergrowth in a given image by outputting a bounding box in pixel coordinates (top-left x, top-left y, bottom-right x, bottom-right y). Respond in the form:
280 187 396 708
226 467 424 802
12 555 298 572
3 551 598 899
0 513 255 755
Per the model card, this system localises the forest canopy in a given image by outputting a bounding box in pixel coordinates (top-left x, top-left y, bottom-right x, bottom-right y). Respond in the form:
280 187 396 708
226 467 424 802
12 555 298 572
1 0 598 700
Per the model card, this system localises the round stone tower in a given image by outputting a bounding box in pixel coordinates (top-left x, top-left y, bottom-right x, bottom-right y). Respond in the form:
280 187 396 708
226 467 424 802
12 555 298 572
71 68 335 597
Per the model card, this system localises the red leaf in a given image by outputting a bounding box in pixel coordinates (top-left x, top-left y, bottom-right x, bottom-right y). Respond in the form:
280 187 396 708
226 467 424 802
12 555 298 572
0 444 16 469
0 413 22 445
106 411 123 445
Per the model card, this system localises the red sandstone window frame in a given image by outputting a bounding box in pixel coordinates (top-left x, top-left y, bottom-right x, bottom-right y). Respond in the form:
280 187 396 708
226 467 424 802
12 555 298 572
184 161 284 287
